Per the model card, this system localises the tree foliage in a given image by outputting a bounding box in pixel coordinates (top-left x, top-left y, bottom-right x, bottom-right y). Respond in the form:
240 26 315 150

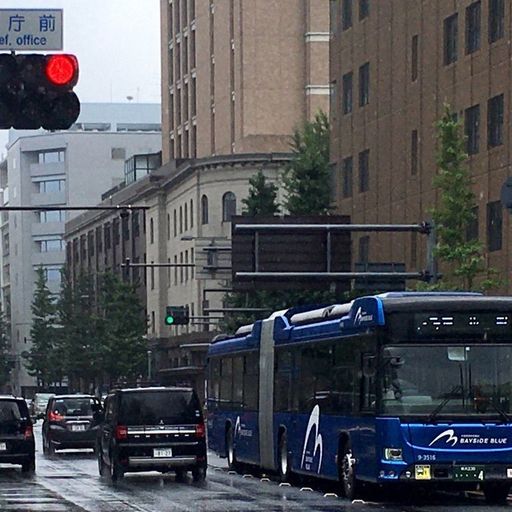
430 104 498 290
96 272 147 385
282 110 331 215
0 309 11 389
242 170 280 216
24 267 60 387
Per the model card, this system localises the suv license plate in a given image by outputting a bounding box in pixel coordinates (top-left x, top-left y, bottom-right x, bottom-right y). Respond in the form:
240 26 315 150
71 424 86 432
153 448 173 458
0 442 6 451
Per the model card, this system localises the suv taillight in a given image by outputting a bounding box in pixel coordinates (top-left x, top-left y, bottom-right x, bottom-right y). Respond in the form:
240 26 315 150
195 422 206 438
115 425 128 440
48 411 64 422
24 425 33 439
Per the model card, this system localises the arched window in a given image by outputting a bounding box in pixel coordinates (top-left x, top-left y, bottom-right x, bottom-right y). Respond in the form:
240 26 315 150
201 195 209 224
222 191 236 221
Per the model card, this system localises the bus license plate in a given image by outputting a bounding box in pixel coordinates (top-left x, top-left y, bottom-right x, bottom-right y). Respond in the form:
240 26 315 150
454 465 485 481
153 448 172 458
0 442 6 451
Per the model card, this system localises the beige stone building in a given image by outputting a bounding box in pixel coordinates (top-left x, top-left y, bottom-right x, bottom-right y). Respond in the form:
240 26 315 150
160 0 330 163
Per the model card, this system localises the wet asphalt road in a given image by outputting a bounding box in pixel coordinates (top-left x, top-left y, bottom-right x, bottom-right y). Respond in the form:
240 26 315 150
0 423 510 511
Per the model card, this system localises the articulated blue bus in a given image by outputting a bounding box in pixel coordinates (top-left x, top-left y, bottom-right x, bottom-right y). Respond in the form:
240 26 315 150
206 292 512 503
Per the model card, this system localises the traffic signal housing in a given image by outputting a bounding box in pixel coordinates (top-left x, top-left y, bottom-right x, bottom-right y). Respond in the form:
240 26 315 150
0 53 80 130
165 306 190 326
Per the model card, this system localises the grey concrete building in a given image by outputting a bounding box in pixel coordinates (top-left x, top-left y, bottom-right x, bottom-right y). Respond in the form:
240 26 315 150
1 103 162 396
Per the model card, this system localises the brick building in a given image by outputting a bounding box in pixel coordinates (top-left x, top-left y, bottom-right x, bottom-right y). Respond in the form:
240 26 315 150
160 0 330 162
330 0 511 289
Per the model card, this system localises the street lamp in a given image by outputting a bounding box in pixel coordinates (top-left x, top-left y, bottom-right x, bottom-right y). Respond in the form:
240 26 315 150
147 350 152 380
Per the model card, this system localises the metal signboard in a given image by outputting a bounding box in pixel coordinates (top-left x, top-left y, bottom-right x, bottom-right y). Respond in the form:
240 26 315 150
0 9 63 51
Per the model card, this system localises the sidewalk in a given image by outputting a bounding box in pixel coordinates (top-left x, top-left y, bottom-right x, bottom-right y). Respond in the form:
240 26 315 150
207 450 229 470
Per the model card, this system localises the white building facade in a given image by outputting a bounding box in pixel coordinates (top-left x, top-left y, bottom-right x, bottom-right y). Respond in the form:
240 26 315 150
1 103 162 396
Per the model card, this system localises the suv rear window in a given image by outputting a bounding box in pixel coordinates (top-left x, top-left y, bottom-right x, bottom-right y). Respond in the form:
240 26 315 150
53 398 97 416
0 400 27 422
119 390 202 426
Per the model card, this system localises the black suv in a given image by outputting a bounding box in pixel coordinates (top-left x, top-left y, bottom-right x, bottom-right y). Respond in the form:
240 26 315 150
97 386 207 481
42 395 103 454
0 395 35 473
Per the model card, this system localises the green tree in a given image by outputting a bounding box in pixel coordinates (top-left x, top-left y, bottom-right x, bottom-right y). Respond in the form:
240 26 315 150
242 170 280 216
56 268 102 392
24 267 59 388
430 105 497 290
0 308 11 390
282 110 331 215
97 272 147 385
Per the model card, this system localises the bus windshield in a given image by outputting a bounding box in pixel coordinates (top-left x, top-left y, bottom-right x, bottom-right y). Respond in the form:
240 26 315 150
381 345 512 419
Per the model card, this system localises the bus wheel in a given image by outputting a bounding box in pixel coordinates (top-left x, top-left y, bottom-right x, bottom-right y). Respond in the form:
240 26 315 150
226 426 238 471
340 443 359 500
482 483 510 504
278 431 291 482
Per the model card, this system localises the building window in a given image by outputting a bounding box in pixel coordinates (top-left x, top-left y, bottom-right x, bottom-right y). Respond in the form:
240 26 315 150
411 130 418 175
167 213 171 240
466 206 479 241
444 13 458 65
180 252 184 283
411 34 419 81
359 149 369 192
191 247 194 278
149 217 154 244
342 72 353 114
184 202 188 231
359 0 369 20
465 1 481 54
38 150 64 164
489 0 504 43
359 62 370 106
185 250 189 281
465 104 480 155
42 266 62 283
39 210 65 223
222 192 236 221
190 199 194 228
488 94 504 148
37 178 65 193
358 236 369 263
201 195 209 224
342 0 352 30
174 255 178 285
179 205 183 233
487 201 502 251
151 311 155 333
38 238 65 252
173 209 177 237
342 157 353 198
150 261 155 290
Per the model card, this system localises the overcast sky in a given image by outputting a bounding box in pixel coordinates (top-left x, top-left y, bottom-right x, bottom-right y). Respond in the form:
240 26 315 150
0 0 161 153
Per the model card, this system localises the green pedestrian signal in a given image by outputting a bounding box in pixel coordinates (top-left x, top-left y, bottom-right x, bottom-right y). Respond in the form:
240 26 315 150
165 306 189 326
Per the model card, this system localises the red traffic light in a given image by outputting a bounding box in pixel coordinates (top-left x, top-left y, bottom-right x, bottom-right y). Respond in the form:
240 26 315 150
44 54 78 86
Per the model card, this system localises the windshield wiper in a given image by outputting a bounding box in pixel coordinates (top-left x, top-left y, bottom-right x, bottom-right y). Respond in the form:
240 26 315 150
486 400 511 423
426 384 463 423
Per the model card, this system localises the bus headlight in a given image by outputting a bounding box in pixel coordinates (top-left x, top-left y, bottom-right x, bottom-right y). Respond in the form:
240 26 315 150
384 448 403 461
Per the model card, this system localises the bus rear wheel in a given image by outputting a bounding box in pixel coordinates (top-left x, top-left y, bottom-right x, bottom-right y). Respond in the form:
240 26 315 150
340 443 359 500
226 426 239 471
278 431 291 482
482 482 510 504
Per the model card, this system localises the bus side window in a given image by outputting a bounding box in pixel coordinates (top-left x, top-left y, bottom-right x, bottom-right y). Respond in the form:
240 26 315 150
360 352 376 412
298 345 333 413
275 349 293 412
208 358 221 409
233 357 244 409
243 353 259 410
333 343 356 414
220 358 233 409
